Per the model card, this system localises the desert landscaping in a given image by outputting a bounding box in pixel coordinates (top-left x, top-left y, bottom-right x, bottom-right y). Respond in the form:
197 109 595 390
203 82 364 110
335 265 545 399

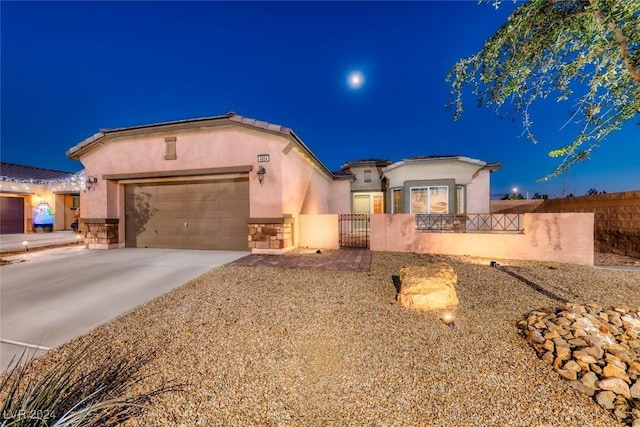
9 250 638 426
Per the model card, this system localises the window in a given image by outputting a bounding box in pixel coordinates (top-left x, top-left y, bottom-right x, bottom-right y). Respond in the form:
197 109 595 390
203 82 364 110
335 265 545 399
456 186 465 214
392 189 403 213
364 170 372 183
373 195 383 214
72 196 80 209
410 186 448 213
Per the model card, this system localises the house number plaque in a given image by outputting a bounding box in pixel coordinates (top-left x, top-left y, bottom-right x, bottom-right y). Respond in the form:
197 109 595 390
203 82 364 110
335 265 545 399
257 154 270 162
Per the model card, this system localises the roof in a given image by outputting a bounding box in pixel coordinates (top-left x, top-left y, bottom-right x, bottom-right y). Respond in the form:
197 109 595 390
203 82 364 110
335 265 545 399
0 162 80 183
66 112 336 179
331 170 356 180
382 155 502 173
340 158 391 171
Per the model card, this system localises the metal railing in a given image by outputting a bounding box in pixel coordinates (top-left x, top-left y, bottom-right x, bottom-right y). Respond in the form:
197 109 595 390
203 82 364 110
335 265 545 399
415 213 524 233
339 214 370 248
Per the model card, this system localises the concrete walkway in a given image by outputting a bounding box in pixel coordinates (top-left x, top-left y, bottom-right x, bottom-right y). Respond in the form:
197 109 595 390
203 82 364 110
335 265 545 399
0 246 248 372
0 231 81 253
230 248 372 272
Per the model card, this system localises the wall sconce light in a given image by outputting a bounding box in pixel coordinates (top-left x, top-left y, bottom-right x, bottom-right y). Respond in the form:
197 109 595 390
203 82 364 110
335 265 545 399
85 175 98 191
257 165 266 185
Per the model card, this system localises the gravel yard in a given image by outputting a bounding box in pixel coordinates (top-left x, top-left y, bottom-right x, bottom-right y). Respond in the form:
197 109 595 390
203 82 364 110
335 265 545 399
17 252 640 426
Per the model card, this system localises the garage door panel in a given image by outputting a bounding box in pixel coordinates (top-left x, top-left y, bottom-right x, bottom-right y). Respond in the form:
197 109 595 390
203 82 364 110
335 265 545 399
126 178 249 250
1 197 25 234
186 200 220 213
156 201 186 212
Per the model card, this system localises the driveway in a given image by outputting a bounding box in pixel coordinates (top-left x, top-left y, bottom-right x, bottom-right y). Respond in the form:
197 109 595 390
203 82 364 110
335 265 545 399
0 247 248 372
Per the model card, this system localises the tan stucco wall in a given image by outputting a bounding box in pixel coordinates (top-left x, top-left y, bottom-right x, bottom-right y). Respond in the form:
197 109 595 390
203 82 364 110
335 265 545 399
466 169 491 212
370 213 594 265
329 180 351 214
76 124 342 248
299 214 339 249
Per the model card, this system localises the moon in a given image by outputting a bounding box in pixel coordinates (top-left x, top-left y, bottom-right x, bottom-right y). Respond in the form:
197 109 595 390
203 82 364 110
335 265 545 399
347 71 365 89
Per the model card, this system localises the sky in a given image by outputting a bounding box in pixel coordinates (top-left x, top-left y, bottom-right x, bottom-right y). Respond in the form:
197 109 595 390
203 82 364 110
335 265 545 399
1 1 638 199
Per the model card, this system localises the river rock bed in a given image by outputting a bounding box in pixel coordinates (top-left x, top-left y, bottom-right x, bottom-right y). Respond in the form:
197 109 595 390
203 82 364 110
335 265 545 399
518 303 640 426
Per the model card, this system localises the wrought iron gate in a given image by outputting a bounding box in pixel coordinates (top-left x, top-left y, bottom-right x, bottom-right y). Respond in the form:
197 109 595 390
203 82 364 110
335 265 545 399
339 214 370 249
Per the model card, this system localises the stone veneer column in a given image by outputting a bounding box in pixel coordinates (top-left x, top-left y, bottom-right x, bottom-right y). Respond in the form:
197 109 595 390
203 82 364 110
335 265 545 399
247 217 294 254
82 218 120 249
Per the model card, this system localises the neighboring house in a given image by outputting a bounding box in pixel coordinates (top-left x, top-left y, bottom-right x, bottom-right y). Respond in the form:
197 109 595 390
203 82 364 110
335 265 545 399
66 113 352 252
0 162 82 233
340 159 391 215
382 156 501 214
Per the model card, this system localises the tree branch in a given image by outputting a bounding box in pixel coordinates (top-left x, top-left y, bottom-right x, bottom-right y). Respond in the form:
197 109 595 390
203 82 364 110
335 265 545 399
590 0 640 83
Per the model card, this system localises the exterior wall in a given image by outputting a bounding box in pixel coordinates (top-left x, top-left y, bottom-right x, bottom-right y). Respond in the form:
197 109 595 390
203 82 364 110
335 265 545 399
347 165 385 192
466 169 491 212
370 213 594 265
491 199 546 214
543 191 640 258
329 180 351 214
299 214 339 249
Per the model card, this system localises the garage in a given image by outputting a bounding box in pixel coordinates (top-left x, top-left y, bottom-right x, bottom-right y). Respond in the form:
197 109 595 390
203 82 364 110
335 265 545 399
0 196 25 234
125 178 249 250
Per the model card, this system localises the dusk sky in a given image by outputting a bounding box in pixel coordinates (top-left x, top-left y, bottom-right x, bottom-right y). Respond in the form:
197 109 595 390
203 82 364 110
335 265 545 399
2 1 638 198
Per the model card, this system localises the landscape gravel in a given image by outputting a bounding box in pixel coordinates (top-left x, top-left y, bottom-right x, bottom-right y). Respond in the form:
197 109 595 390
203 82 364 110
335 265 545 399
17 252 640 426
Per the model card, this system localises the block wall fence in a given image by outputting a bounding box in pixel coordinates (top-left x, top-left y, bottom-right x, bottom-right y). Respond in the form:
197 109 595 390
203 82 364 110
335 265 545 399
542 191 640 258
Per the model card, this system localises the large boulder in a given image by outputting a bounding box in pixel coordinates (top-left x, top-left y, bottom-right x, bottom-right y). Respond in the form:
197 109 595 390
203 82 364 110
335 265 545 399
398 264 459 311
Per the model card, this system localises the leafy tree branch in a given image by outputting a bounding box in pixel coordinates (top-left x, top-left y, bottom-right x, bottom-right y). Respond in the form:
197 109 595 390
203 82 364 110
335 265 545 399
447 0 639 180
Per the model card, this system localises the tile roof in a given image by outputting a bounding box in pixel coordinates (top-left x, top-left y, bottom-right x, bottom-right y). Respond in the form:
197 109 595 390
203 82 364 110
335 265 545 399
0 162 79 183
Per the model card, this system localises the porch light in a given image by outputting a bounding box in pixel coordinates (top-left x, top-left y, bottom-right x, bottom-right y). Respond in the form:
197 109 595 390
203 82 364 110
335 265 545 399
85 175 98 191
22 240 29 252
257 165 266 184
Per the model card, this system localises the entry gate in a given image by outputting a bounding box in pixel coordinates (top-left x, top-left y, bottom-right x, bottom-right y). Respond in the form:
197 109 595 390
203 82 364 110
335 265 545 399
339 214 370 249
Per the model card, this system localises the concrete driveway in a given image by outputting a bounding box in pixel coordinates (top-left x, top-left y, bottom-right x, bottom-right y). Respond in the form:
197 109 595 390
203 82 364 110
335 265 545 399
0 247 248 372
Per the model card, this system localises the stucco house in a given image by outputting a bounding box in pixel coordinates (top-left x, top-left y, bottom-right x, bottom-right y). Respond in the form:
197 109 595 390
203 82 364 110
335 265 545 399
66 113 352 252
0 163 82 234
66 113 500 253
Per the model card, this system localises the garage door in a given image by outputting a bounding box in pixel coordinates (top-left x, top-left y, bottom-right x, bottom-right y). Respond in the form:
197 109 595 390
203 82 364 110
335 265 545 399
125 178 249 250
0 197 25 234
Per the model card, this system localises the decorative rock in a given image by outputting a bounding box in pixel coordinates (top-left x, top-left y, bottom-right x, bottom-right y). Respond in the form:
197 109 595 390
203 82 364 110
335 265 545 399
531 329 545 344
563 360 581 372
596 391 616 410
584 345 604 359
570 380 596 397
598 378 631 399
556 346 571 362
568 338 588 348
518 303 640 427
558 369 577 381
573 351 597 365
581 372 598 389
631 381 640 399
397 264 458 311
542 351 555 365
603 364 631 384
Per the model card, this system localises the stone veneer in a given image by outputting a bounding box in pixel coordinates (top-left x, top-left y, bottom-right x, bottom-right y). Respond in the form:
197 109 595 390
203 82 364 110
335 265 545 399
82 218 120 249
248 217 294 251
